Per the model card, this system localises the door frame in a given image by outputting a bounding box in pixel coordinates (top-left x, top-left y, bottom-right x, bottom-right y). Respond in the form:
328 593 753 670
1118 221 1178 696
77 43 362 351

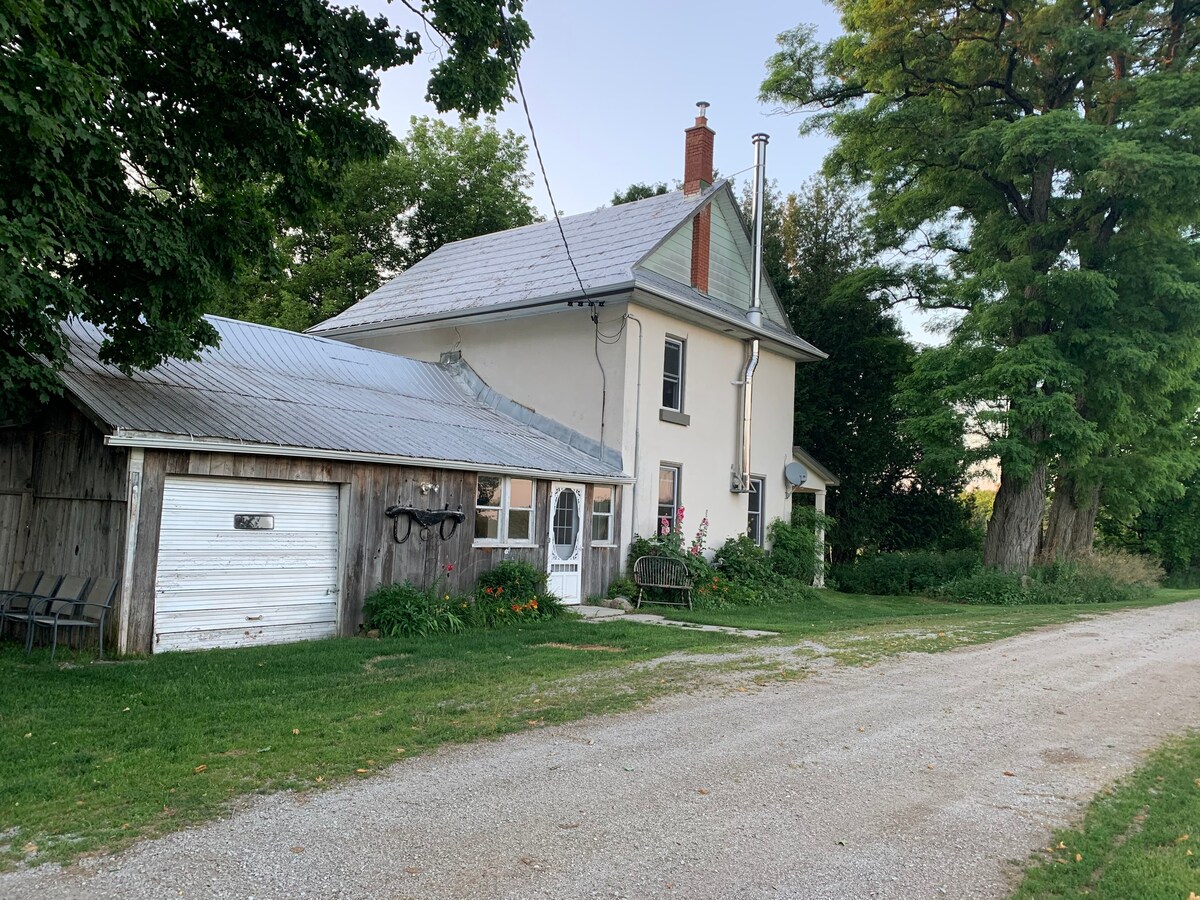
546 482 585 604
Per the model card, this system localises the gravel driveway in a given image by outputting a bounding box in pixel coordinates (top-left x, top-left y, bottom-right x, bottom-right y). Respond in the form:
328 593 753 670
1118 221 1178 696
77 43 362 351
5 600 1199 899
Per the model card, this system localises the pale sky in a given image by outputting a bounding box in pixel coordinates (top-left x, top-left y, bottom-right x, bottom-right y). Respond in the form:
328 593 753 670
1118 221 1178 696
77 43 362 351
358 1 842 213
352 1 940 342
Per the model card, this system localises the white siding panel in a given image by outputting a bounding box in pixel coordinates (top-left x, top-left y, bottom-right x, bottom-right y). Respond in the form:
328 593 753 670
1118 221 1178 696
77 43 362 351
154 477 339 653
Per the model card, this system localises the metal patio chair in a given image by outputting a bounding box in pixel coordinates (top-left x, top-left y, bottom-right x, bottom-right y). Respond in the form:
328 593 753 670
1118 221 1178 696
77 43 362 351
0 572 60 640
31 577 118 660
21 575 91 657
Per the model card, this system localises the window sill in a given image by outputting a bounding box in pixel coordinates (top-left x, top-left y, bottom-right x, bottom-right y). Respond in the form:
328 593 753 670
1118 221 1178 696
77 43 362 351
472 541 539 550
659 408 690 426
590 542 618 549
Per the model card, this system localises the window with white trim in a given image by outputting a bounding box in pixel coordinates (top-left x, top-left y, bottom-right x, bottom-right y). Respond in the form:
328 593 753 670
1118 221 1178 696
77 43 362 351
662 337 684 412
657 464 680 536
591 485 615 545
747 476 765 546
474 475 535 544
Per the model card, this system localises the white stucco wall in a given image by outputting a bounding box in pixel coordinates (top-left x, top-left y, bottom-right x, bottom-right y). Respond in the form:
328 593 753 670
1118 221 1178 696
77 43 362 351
334 300 800 566
348 305 629 451
621 304 798 555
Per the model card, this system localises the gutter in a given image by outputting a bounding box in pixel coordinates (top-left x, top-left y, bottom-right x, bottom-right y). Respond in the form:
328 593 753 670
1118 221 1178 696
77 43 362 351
103 431 633 485
307 285 636 339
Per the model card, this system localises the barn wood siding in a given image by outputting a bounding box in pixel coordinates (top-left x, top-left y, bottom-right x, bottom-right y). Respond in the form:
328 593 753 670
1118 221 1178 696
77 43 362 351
0 423 35 586
0 403 129 649
583 483 623 600
126 451 623 653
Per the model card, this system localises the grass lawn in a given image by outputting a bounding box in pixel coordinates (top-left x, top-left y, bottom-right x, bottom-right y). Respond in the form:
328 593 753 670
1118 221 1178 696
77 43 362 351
0 588 1194 872
660 588 1195 664
0 618 729 869
1011 730 1200 899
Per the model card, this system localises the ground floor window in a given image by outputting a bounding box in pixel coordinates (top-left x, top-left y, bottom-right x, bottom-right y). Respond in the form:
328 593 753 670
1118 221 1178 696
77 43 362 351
591 485 615 545
475 475 535 544
747 476 765 546
658 464 680 535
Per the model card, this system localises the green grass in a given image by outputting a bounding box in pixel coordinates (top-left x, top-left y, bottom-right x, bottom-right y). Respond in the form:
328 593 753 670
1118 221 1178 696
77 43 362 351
1011 730 1200 899
1 587 1194 872
657 589 1192 664
0 619 730 868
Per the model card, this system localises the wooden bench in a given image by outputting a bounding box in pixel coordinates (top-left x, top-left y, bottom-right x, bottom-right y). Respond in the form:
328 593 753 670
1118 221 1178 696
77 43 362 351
632 556 693 610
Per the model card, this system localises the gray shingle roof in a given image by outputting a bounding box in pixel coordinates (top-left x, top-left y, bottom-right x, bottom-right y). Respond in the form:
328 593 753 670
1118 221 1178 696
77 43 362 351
59 317 623 479
309 184 724 334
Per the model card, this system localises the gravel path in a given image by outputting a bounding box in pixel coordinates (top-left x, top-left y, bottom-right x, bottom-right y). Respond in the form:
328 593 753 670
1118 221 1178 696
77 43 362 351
5 600 1200 900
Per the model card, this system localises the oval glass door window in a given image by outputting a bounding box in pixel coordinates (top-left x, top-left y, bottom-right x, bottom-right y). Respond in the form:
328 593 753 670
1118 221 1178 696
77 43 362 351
552 488 580 560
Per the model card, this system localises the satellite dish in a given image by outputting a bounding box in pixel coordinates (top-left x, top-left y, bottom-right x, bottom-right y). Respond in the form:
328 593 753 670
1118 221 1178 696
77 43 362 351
784 462 809 487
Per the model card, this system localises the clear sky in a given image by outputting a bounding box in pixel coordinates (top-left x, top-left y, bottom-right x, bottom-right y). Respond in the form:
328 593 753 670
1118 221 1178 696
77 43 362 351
357 1 843 214
353 1 940 342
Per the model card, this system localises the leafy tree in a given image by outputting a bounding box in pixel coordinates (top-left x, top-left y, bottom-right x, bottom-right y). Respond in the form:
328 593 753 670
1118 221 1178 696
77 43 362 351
216 117 538 331
763 3 1200 571
754 176 971 562
1 0 531 418
611 182 670 206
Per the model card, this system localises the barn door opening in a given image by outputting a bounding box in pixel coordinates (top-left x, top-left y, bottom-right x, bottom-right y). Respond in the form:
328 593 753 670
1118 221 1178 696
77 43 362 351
547 482 584 604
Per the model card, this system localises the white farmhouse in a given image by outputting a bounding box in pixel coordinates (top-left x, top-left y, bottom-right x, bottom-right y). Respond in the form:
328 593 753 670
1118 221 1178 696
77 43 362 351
311 110 833 593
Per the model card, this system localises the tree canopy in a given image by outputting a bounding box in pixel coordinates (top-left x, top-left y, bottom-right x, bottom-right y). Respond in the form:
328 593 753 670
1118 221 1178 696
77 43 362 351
1 0 531 419
753 177 972 562
763 1 1200 571
215 116 538 332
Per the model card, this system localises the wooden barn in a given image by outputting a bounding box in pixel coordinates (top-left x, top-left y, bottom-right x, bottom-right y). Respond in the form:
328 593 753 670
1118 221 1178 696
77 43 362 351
0 317 627 654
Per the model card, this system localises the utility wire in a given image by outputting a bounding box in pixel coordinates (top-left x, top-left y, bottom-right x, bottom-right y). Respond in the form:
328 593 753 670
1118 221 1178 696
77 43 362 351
498 4 594 313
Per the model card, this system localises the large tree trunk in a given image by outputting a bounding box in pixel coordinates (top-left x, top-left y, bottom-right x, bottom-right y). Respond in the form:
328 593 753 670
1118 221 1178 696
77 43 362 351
983 462 1049 572
1041 474 1101 561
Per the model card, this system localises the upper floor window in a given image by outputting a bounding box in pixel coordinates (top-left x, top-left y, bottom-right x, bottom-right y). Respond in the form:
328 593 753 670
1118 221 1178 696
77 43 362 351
662 337 684 412
475 475 535 544
747 476 765 546
591 485 615 545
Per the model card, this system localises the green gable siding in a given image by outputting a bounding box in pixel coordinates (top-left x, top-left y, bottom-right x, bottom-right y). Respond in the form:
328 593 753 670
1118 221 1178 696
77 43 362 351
638 188 794 332
707 199 753 310
642 218 693 284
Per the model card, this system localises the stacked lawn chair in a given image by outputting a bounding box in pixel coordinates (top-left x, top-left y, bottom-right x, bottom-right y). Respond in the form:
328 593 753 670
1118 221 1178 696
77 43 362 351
0 572 117 659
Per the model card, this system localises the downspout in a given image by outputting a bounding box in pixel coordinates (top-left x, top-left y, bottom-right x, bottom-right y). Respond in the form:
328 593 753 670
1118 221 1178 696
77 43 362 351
733 133 769 493
626 313 644 543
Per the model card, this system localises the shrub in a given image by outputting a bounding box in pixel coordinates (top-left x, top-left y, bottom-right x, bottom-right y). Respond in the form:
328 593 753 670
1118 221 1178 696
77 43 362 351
606 577 637 600
1077 549 1163 589
931 571 1028 606
934 560 1155 606
362 581 467 637
767 506 823 584
472 560 565 627
768 531 816 583
831 550 982 596
713 535 773 585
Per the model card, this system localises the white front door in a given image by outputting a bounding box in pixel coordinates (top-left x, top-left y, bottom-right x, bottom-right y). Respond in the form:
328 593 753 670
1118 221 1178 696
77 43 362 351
547 482 585 604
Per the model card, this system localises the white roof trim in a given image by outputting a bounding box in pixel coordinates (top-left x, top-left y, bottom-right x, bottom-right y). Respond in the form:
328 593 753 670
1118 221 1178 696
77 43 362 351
105 431 634 485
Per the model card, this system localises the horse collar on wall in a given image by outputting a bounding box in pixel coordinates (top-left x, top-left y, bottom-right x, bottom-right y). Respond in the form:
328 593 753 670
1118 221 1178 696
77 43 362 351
385 504 466 544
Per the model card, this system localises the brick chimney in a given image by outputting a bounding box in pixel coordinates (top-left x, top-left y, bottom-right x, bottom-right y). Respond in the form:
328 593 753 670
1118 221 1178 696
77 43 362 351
684 102 714 294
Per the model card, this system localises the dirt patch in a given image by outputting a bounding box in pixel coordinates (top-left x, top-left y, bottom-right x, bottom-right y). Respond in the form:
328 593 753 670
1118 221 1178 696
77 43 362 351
535 642 626 653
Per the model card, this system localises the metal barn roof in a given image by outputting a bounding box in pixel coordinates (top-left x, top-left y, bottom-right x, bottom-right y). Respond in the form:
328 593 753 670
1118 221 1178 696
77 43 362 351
59 317 624 480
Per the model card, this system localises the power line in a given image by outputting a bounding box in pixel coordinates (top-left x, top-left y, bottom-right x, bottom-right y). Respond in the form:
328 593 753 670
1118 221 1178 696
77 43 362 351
498 4 594 314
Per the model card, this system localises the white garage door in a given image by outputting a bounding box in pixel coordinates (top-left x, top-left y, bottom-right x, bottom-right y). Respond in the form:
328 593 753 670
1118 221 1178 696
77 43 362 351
154 477 339 652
